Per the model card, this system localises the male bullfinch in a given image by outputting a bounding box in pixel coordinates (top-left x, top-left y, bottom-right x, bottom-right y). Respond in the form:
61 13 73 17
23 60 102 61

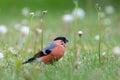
22 37 68 64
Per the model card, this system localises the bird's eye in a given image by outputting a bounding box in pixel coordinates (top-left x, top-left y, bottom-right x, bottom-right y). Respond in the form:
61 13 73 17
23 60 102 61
60 41 65 45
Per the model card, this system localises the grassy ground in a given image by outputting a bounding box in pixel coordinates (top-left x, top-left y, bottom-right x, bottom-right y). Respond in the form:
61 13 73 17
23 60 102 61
0 1 120 80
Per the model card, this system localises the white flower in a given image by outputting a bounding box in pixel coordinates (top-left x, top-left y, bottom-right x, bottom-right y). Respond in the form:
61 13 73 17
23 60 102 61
30 12 35 16
113 46 120 56
62 14 73 23
78 31 83 37
75 61 82 65
8 47 16 53
101 52 106 60
105 5 114 14
0 25 8 34
36 28 42 34
21 7 30 16
102 52 106 56
72 8 85 19
78 31 83 35
20 26 29 35
103 18 111 25
42 10 47 15
0 52 4 59
94 35 100 40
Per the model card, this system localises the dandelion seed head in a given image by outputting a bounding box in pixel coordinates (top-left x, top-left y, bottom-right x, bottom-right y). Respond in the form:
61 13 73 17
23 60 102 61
96 3 99 7
62 14 73 23
102 52 106 56
0 52 4 59
8 47 16 54
113 46 120 56
21 7 30 16
101 52 106 61
105 5 114 14
96 3 101 11
30 12 35 17
75 61 82 65
42 10 47 15
78 31 83 37
20 26 29 35
94 35 100 40
36 28 42 34
0 25 8 34
72 8 85 19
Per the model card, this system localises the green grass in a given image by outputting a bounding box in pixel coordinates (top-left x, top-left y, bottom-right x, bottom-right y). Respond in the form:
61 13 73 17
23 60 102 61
0 3 120 80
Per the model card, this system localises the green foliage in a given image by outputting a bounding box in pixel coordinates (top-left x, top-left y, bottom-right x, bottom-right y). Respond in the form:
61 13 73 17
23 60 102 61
0 0 120 80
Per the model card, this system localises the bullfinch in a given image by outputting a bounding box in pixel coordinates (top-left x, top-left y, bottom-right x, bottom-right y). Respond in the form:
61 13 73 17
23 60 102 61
22 37 68 64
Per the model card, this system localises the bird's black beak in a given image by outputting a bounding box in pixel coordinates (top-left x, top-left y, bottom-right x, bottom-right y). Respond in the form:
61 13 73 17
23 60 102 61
65 39 68 43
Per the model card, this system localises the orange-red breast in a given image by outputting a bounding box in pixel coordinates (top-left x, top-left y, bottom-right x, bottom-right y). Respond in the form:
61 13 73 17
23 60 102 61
22 37 68 64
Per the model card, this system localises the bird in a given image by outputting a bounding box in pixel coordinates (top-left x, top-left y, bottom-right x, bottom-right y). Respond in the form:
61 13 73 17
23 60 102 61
22 37 68 64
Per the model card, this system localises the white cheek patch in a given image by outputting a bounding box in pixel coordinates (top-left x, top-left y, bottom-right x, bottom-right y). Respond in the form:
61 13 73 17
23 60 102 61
36 58 42 62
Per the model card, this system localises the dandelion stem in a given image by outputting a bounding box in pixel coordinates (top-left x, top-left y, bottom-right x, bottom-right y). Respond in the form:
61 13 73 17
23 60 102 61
98 14 101 63
73 0 78 54
25 13 34 49
30 16 33 30
40 11 47 49
96 4 102 63
73 0 80 73
40 18 43 49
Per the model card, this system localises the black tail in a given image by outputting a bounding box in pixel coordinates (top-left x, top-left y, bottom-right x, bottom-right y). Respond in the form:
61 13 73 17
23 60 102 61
22 57 35 64
22 51 45 64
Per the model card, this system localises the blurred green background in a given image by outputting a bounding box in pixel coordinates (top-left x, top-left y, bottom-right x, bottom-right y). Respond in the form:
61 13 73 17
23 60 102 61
0 0 120 45
0 0 119 29
0 0 119 17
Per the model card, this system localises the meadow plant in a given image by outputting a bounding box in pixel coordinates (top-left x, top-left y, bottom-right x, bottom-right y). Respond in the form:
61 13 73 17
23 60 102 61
73 0 84 71
30 12 35 32
96 4 102 63
24 12 34 50
39 10 47 49
78 31 83 37
74 49 81 71
73 0 78 54
74 31 83 71
78 30 83 50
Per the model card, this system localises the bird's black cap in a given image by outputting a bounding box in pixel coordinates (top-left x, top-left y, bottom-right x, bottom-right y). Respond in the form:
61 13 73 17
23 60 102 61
54 37 68 43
